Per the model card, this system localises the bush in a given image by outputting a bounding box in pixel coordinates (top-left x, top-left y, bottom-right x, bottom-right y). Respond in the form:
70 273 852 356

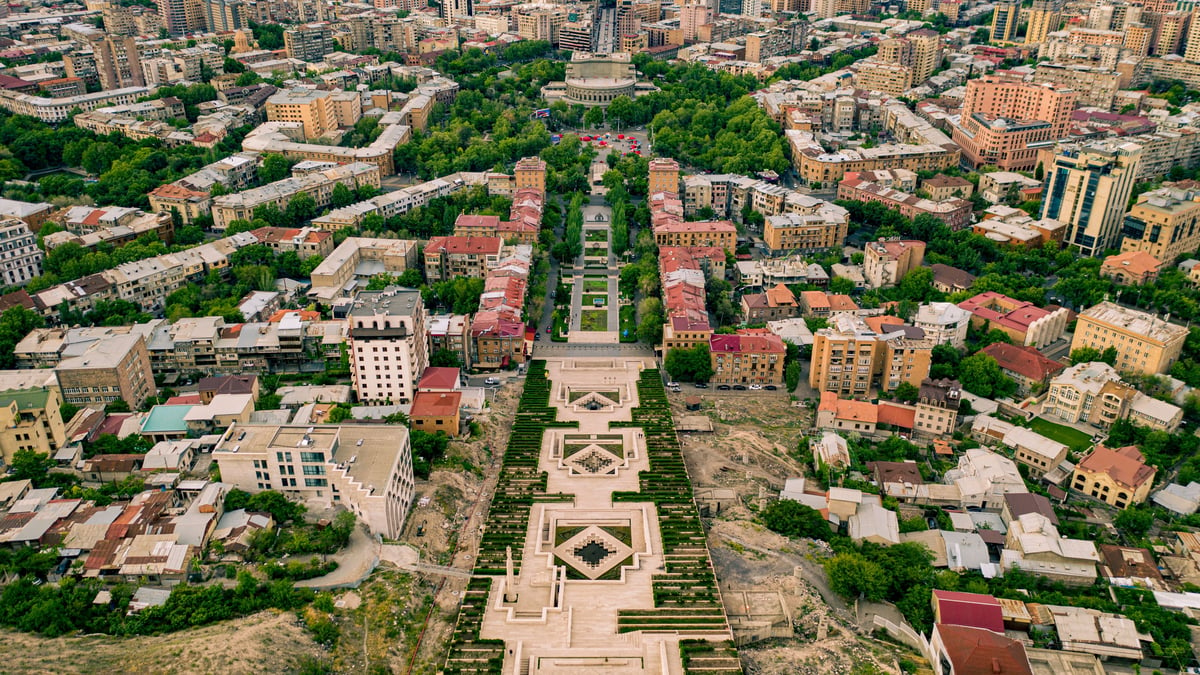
761 500 830 541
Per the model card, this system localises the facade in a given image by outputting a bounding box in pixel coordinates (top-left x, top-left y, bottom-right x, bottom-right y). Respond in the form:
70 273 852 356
1071 302 1187 375
0 219 43 287
709 332 786 386
214 424 415 538
957 292 1070 348
1120 186 1200 263
863 239 925 288
913 302 970 349
0 387 66 466
55 333 157 410
308 238 419 303
761 212 849 255
211 163 380 231
424 236 504 282
266 88 339 141
741 284 800 323
1042 141 1142 257
809 314 933 396
647 158 680 196
284 24 335 62
837 174 972 230
951 76 1077 171
248 226 334 259
540 52 658 107
410 391 461 437
653 219 737 251
347 287 428 406
1071 445 1156 509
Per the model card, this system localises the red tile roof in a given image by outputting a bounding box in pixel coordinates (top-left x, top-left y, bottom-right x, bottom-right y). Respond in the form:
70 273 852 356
418 367 460 391
877 402 915 429
411 391 462 418
980 343 1065 381
934 624 1032 675
1077 445 1156 490
426 236 503 255
933 590 1004 633
709 333 786 354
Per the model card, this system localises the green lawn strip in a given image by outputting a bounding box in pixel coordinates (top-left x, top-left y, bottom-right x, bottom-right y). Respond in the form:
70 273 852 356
579 309 609 331
583 293 608 307
619 305 636 343
1030 417 1094 452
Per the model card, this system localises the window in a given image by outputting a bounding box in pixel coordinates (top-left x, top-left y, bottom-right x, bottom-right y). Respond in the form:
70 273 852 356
305 478 328 487
300 451 324 463
303 465 326 476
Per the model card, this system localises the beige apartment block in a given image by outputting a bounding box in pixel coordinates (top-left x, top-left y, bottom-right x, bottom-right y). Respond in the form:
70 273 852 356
0 387 67 465
55 333 157 410
1120 186 1200 263
348 286 428 405
266 88 339 141
214 424 414 538
1071 301 1187 375
1042 140 1141 257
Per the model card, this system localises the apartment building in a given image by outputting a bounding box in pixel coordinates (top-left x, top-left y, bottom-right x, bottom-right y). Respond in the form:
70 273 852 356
0 87 150 124
313 172 486 232
709 332 786 386
1032 63 1119 109
1120 186 1200 263
957 291 1070 348
1042 141 1142 257
248 226 334 259
1043 361 1137 428
0 387 66 466
214 424 415 538
653 219 737 251
980 342 1064 396
284 24 334 62
990 0 1019 42
55 333 157 410
0 218 42 287
951 75 1077 171
1071 301 1187 375
761 211 849 255
1026 0 1063 44
429 314 471 367
348 287 428 405
211 162 380 230
809 314 933 396
424 236 504 282
974 206 1067 248
1071 445 1155 509
837 174 972 230
913 302 970 349
648 158 680 196
266 88 339 140
863 239 925 288
740 284 799 323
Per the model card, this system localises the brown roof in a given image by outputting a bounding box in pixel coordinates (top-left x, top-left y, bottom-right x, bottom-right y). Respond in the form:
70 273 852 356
198 374 257 396
410 391 462 418
1077 445 1156 490
924 174 973 189
931 263 976 290
1099 544 1163 582
1101 250 1162 277
980 343 1065 382
1003 493 1058 525
935 624 1033 675
868 461 924 485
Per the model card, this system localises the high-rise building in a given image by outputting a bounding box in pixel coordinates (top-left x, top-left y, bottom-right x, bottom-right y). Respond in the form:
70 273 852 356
991 0 1019 42
952 75 1077 171
681 0 710 41
1121 186 1200 262
440 0 473 20
647 158 680 195
95 36 145 91
514 3 567 43
514 156 547 195
202 0 244 32
157 0 206 35
284 23 334 61
1184 14 1200 62
1025 0 1063 44
1153 10 1190 56
1042 141 1142 257
0 218 42 287
266 88 339 140
348 286 428 405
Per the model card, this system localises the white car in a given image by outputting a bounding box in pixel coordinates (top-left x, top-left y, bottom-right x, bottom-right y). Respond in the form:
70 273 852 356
666 381 679 388
484 377 500 385
748 384 763 391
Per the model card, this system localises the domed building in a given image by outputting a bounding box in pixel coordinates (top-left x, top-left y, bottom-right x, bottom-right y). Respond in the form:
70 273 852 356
541 52 659 107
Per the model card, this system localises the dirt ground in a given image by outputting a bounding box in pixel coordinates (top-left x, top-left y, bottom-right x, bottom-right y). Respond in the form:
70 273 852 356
670 392 923 675
0 611 327 675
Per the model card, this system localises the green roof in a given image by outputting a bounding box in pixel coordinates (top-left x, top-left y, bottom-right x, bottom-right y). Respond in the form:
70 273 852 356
140 405 195 433
0 388 52 411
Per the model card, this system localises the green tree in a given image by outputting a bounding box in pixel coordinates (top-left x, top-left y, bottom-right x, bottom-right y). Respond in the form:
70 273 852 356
8 449 52 482
1114 507 1153 537
784 361 801 392
410 429 450 479
892 381 920 403
0 306 44 369
636 297 664 345
664 344 714 383
285 192 317 225
330 182 356 208
259 153 291 183
957 353 1015 399
761 500 830 540
429 348 461 368
829 276 855 295
825 553 888 602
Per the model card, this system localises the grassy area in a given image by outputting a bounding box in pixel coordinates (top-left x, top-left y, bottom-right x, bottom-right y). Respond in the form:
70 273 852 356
584 279 608 293
580 309 608 331
1030 417 1094 451
586 230 608 242
583 293 607 307
619 304 637 342
552 308 568 342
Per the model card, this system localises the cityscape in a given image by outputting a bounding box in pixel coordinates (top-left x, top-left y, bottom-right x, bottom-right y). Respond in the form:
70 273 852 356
1 0 1200 673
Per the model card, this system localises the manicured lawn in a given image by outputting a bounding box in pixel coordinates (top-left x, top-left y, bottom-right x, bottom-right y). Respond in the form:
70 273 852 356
580 309 608 331
586 230 608 242
1030 417 1094 451
584 279 608 293
583 293 607 307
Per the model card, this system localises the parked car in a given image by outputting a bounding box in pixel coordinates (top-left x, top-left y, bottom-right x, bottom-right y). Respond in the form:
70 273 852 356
484 377 500 385
666 381 679 387
733 385 748 391
717 384 732 391
694 382 709 389
748 384 763 391
764 385 777 391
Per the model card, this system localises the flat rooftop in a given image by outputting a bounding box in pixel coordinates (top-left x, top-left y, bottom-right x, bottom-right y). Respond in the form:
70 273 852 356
216 423 406 490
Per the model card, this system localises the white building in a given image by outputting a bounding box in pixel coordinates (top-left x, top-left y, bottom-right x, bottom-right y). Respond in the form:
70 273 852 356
347 286 428 405
944 447 1028 510
914 302 970 349
0 218 43 287
213 423 415 539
